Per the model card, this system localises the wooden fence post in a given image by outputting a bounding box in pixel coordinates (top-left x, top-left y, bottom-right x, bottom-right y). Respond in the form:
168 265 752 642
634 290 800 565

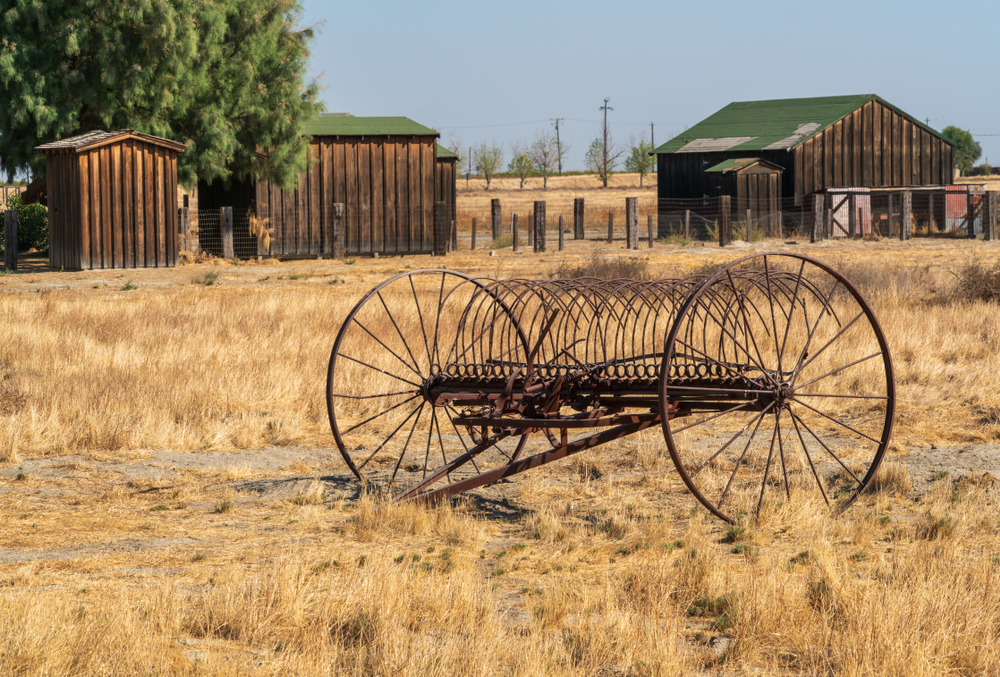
719 196 731 247
558 215 565 251
683 210 690 240
573 198 584 240
929 192 936 232
4 209 16 272
179 207 191 253
512 214 519 252
812 194 823 243
221 206 234 259
433 201 448 256
491 199 501 239
626 198 638 249
886 193 894 238
451 220 457 251
533 202 546 253
647 214 654 248
901 192 912 241
847 194 857 238
968 191 978 239
987 191 998 241
527 214 534 247
471 217 477 250
332 203 345 258
607 212 614 243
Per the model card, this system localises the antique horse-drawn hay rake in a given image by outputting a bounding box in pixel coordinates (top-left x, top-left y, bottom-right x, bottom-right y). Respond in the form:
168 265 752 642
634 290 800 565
327 253 894 523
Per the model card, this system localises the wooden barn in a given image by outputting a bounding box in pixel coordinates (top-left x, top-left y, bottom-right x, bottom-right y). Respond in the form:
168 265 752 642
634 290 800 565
198 115 445 257
654 94 955 204
37 130 186 270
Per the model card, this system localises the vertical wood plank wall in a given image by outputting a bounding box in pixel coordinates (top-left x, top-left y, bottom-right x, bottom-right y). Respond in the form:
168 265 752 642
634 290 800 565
45 140 179 270
435 158 457 230
256 136 438 256
658 100 954 202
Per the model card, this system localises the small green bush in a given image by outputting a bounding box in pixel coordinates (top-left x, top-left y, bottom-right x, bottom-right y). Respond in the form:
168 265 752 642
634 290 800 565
5 194 48 252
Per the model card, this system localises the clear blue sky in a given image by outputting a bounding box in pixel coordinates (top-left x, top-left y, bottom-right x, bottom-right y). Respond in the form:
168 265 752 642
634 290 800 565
301 0 1000 171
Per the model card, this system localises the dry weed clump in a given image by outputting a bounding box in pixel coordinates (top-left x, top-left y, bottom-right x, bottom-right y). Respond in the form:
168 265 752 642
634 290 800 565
949 257 1000 303
867 459 914 497
552 251 652 280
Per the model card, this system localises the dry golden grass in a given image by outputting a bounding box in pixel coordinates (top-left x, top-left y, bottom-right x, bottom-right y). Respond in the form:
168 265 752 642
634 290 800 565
2 234 1000 674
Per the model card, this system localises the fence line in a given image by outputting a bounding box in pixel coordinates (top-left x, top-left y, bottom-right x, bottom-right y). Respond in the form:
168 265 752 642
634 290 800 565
188 188 999 261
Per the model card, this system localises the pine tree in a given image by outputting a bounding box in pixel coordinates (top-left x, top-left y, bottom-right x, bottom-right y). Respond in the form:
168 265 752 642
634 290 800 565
0 0 321 189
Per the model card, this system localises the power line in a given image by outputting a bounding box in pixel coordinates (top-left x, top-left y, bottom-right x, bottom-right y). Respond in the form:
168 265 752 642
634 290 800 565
441 119 551 130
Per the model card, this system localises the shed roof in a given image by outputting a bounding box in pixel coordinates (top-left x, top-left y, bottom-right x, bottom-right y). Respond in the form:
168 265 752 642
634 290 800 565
653 95 952 155
36 129 186 153
301 114 439 137
705 158 783 174
436 145 457 159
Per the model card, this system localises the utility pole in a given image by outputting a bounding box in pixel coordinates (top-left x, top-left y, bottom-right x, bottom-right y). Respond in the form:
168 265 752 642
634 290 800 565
467 148 471 189
551 118 564 176
600 97 613 188
650 122 655 149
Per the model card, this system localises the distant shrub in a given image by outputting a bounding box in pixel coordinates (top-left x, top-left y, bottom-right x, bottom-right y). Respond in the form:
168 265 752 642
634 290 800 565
5 193 48 252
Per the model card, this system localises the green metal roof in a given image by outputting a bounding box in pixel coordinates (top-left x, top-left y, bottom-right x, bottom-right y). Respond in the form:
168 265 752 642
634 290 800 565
653 95 951 155
436 145 457 159
705 158 760 173
301 114 439 137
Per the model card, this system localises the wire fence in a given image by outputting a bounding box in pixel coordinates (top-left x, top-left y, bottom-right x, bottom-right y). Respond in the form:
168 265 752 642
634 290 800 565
189 186 997 259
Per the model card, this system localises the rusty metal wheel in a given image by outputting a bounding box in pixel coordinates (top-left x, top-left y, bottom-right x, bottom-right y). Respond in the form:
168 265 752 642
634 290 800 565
327 269 529 492
659 252 895 523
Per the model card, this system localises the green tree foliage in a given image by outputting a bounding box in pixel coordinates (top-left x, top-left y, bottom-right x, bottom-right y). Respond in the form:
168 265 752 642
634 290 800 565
624 136 655 187
507 141 534 189
5 193 47 251
473 142 504 191
942 126 982 177
0 0 321 188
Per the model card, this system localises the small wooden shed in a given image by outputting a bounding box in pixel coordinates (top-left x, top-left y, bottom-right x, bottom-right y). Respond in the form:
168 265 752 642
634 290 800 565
706 157 783 220
37 130 186 270
197 115 442 257
435 145 458 233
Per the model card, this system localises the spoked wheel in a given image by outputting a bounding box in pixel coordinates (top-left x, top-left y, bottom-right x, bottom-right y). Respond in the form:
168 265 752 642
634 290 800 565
660 252 895 523
327 270 529 493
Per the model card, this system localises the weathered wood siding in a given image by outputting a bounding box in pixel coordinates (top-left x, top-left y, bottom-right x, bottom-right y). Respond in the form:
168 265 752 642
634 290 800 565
45 139 179 270
794 100 953 197
708 164 782 222
658 100 954 203
435 155 457 226
254 135 438 256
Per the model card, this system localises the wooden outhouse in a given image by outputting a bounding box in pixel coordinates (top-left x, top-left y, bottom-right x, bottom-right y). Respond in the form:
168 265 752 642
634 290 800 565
37 130 186 270
435 145 458 232
197 115 443 257
706 158 783 227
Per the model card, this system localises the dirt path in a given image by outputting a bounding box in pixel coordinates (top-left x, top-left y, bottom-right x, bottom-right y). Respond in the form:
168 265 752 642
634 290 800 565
0 438 995 565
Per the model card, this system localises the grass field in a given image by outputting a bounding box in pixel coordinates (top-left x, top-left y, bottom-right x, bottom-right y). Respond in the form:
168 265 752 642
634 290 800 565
2 233 1000 674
